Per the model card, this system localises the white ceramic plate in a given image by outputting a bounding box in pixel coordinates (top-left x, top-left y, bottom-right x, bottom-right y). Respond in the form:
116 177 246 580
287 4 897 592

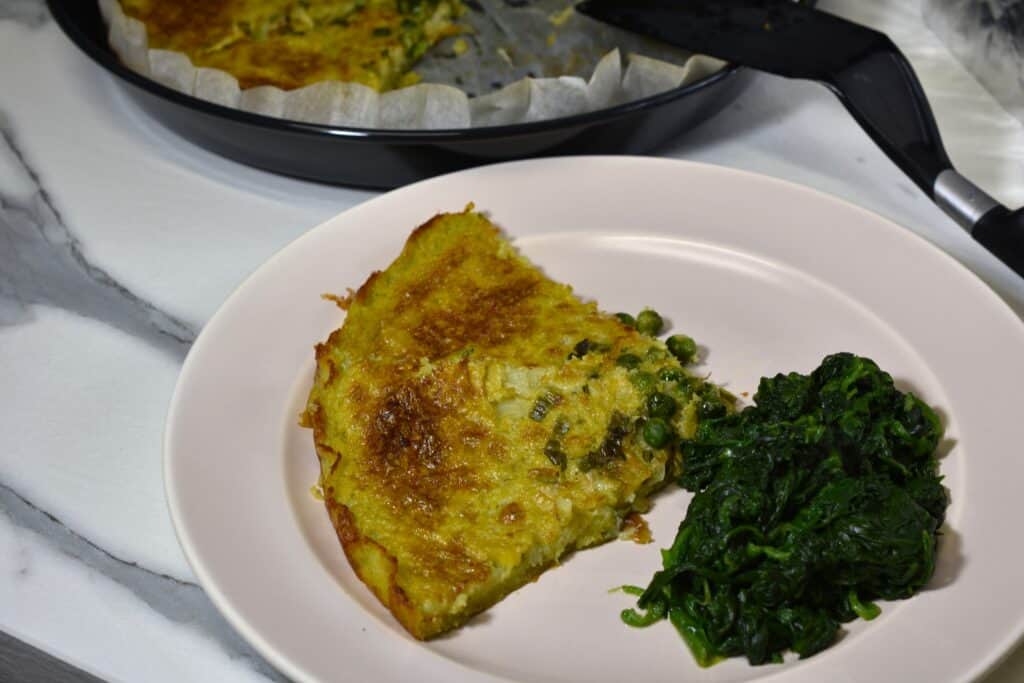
165 157 1024 683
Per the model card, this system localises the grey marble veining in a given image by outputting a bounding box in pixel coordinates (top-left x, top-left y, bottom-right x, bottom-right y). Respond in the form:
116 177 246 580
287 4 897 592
0 112 198 359
0 90 284 679
0 483 287 683
2 0 1023 680
0 106 282 675
924 0 1024 124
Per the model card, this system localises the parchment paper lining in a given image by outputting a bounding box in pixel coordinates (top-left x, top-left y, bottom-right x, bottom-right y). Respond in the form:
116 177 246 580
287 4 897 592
98 0 726 130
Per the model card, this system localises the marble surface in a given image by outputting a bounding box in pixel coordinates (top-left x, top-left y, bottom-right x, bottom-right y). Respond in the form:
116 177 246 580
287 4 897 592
924 0 1024 125
1 0 1023 680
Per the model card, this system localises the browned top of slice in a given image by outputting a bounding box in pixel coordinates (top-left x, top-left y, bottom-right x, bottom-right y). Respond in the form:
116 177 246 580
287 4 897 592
303 208 728 638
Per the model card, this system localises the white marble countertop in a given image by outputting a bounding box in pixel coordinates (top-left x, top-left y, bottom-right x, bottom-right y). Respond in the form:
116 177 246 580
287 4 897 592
2 0 1023 681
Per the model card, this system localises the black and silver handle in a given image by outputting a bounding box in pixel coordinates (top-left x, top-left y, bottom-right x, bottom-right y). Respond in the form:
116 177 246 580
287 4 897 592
575 0 1024 278
823 35 1024 277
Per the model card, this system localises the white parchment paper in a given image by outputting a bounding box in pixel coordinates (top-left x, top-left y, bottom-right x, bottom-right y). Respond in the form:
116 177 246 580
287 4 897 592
99 0 725 129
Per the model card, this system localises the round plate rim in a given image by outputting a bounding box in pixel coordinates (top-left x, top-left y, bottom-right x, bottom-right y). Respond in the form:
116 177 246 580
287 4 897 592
164 156 1024 683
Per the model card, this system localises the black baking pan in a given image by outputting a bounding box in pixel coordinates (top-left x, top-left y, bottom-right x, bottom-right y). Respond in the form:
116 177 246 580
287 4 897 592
48 0 756 189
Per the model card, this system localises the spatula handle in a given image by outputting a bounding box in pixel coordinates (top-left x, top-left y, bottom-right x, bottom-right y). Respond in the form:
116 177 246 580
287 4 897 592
973 207 1024 278
574 0 1022 277
822 36 1022 277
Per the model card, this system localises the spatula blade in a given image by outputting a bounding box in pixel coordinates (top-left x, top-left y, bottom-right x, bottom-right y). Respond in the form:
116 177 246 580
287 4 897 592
575 0 886 81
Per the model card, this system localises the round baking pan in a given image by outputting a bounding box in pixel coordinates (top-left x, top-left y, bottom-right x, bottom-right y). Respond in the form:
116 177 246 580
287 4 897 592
49 0 751 189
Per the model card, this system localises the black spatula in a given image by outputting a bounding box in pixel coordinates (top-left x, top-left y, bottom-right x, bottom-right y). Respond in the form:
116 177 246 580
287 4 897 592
576 0 1024 278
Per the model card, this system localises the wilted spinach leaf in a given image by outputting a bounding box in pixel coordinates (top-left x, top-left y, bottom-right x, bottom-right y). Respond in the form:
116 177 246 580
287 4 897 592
622 353 947 666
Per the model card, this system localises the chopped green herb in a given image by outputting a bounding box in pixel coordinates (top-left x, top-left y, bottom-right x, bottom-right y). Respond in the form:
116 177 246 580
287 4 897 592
616 353 641 369
542 418 571 470
568 338 609 360
568 339 592 360
579 411 632 471
529 389 563 422
543 438 567 470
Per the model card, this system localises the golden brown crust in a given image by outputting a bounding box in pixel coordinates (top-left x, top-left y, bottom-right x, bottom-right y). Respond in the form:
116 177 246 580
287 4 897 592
353 270 382 304
119 0 464 91
304 208 712 640
320 289 355 311
351 212 450 306
323 494 425 638
124 1 224 46
363 378 487 522
406 212 450 243
411 277 541 358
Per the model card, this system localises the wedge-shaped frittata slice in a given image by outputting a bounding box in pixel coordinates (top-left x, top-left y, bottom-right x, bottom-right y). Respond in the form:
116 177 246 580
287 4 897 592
303 207 730 639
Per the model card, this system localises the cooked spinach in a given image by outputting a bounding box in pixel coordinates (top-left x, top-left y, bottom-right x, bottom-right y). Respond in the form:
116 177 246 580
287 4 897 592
622 353 947 666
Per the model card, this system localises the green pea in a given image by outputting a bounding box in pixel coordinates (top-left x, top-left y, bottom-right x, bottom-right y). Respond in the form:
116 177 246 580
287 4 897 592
630 372 656 393
617 353 641 369
667 334 698 364
658 367 686 384
635 309 664 336
647 391 678 418
642 417 671 449
674 381 694 400
698 399 727 419
615 312 637 328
